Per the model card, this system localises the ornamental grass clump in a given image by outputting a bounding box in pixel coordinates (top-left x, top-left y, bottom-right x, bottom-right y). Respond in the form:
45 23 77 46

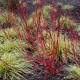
29 5 56 29
0 53 26 80
57 2 62 8
38 30 74 61
33 0 40 5
0 11 16 28
0 11 22 29
0 39 27 55
43 5 56 21
57 16 77 30
0 52 33 80
63 5 74 11
65 65 80 80
0 28 20 41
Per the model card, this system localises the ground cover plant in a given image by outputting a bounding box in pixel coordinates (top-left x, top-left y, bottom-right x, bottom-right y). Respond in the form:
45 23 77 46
0 0 80 80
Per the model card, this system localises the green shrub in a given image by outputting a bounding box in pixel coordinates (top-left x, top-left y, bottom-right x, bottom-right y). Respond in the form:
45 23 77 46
0 29 17 41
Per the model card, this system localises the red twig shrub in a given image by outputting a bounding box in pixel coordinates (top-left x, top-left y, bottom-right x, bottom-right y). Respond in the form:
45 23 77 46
1 0 80 79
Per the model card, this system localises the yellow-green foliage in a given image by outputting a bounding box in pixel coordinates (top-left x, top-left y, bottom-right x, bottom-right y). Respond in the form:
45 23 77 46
38 31 73 60
0 28 21 40
43 5 56 21
28 18 34 28
28 10 47 29
63 5 73 11
0 53 32 80
33 0 40 5
57 2 62 7
0 30 7 40
42 31 80 60
6 28 18 38
65 65 80 80
0 11 21 28
27 17 37 29
0 53 23 80
0 11 15 25
0 40 27 55
58 16 76 29
28 5 56 28
77 25 80 32
42 30 50 40
46 32 71 56
43 5 54 12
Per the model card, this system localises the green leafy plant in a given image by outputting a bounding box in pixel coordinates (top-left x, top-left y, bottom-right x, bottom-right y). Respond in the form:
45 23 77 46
77 25 80 32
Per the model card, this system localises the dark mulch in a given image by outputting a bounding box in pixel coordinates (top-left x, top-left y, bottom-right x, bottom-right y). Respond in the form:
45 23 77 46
22 63 74 80
21 57 78 80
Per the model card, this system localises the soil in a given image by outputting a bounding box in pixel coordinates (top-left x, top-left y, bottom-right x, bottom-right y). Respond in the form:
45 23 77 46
23 61 75 80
